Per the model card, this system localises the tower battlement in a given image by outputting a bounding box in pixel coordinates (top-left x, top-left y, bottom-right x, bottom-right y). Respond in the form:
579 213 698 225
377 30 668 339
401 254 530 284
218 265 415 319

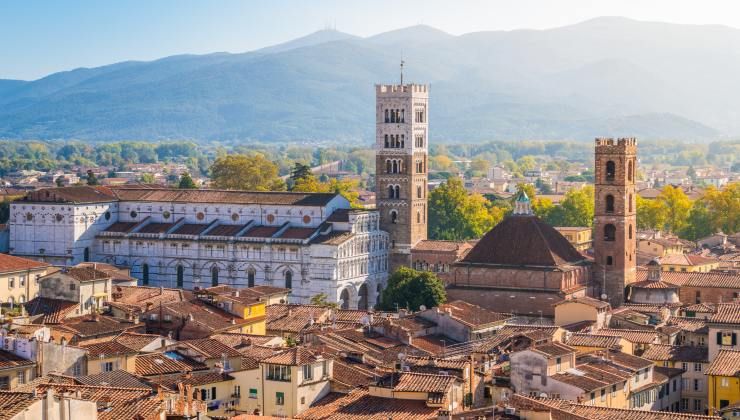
595 137 637 153
375 84 429 95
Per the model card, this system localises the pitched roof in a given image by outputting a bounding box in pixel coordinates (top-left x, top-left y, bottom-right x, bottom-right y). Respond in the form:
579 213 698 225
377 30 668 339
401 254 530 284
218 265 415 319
266 304 330 334
150 371 234 390
0 254 49 272
412 240 472 253
434 300 511 327
705 349 740 377
113 332 163 351
660 254 718 266
554 296 610 310
110 187 340 206
666 317 708 334
53 266 110 282
388 372 457 393
596 329 660 344
296 389 438 420
530 342 575 358
461 214 586 267
31 384 163 420
641 344 709 363
22 186 117 203
261 347 322 366
0 391 39 419
75 370 152 389
708 303 740 324
635 269 740 289
81 341 138 358
566 334 622 349
25 297 78 324
173 338 242 359
55 315 134 338
135 352 208 376
0 349 34 370
330 359 377 387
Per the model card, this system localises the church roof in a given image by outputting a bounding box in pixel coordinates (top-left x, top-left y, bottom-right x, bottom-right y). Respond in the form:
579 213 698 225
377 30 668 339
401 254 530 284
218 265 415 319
461 214 586 267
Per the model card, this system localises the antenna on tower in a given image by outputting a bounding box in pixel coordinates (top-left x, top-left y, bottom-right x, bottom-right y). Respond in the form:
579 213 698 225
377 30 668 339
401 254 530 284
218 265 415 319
400 58 405 85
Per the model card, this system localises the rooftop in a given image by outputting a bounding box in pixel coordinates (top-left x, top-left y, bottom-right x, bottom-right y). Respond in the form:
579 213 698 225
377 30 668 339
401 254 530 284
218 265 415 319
0 253 49 272
705 349 740 377
296 389 438 420
641 344 708 363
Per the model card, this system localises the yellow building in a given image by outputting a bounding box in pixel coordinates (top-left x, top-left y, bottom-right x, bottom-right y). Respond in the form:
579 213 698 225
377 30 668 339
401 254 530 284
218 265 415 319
553 296 611 329
707 349 740 415
554 227 593 251
660 254 720 273
0 253 50 309
638 238 688 257
0 349 36 390
81 341 138 375
195 286 272 335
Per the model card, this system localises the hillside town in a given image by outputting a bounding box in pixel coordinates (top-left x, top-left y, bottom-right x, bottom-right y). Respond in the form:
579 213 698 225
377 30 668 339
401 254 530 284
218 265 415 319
0 80 733 420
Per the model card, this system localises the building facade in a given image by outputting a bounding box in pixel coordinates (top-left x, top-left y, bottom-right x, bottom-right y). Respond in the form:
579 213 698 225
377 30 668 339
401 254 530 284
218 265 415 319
593 137 638 307
9 187 389 309
375 83 429 270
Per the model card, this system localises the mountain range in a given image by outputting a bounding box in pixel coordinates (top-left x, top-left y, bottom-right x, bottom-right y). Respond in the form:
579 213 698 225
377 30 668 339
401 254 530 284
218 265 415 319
1 17 739 143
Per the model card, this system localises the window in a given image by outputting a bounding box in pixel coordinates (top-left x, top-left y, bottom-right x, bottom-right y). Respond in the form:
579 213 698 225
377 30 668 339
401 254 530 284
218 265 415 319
211 387 216 400
16 370 24 385
605 195 614 213
718 331 737 346
73 362 82 376
0 376 8 390
176 265 184 288
681 398 688 411
7 278 13 289
303 364 313 381
601 389 606 401
556 357 562 372
142 264 149 286
266 364 291 381
606 256 613 266
83 247 90 262
590 392 595 402
276 392 285 406
605 161 616 181
693 379 701 391
721 377 730 387
682 362 688 371
322 360 328 377
301 396 306 405
417 185 423 198
628 225 633 239
694 399 702 412
249 388 257 399
628 160 634 181
603 224 616 241
611 384 617 397
694 363 702 372
211 266 219 287
390 210 398 224
102 361 114 372
201 389 207 401
284 270 292 289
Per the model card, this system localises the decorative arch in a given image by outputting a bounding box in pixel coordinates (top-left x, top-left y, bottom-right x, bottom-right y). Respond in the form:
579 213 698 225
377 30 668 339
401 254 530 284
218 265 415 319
339 288 351 310
358 284 369 310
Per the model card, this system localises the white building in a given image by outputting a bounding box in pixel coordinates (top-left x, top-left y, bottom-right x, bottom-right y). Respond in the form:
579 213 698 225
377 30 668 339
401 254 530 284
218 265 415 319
9 187 388 309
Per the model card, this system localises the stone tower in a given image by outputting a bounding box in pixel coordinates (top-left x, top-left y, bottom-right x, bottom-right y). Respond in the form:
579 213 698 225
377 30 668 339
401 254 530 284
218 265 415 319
593 137 637 307
375 83 429 271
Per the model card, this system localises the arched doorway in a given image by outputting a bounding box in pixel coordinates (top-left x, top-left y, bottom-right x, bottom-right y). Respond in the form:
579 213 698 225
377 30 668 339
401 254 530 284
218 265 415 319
358 284 369 310
340 289 350 310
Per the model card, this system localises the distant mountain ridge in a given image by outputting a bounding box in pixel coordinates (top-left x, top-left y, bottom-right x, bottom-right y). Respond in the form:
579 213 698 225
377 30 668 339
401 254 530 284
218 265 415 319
0 18 737 142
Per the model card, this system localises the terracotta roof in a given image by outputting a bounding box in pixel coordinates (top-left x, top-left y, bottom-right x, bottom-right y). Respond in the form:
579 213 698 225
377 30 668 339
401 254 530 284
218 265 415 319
171 223 209 235
242 225 280 238
566 334 622 349
205 223 247 237
54 266 110 281
0 349 34 370
135 352 208 376
112 285 185 309
150 371 234 390
641 344 708 363
705 349 740 377
210 332 281 349
554 296 610 310
113 332 164 351
76 370 152 389
296 389 438 420
708 303 740 324
629 279 679 289
412 240 472 253
621 303 683 313
331 360 378 387
22 186 117 203
261 347 322 366
280 227 317 239
410 334 456 356
391 315 436 332
310 231 354 245
0 253 49 272
32 383 163 420
387 372 457 393
149 300 251 333
137 222 174 234
666 317 708 333
266 304 330 334
635 270 740 289
660 254 718 266
110 187 340 206
595 328 660 344
683 303 717 313
0 391 39 418
326 208 351 222
104 222 138 233
173 338 242 359
551 371 613 392
25 297 78 324
81 341 138 358
531 342 575 358
56 315 134 338
461 214 586 267
580 350 654 371
434 300 511 327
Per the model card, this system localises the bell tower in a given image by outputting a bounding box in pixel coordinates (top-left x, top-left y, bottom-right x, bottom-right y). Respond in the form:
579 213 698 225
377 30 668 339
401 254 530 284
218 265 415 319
593 137 637 307
375 82 429 271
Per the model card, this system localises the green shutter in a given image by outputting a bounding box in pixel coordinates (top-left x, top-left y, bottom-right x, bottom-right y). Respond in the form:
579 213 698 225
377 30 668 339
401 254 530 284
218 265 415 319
733 333 737 346
717 332 723 344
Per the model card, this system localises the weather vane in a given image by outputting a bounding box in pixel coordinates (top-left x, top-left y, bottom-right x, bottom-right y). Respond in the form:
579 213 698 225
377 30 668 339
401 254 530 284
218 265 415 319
400 59 405 85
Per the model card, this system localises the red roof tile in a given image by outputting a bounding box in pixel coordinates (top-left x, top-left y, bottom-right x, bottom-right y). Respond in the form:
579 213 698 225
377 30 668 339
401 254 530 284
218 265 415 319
297 389 438 420
0 254 49 272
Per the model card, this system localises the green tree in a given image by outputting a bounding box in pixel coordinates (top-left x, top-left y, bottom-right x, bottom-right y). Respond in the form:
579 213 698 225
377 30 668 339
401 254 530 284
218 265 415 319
637 195 666 231
680 199 713 240
379 267 446 312
290 162 312 184
545 186 595 227
55 177 64 187
309 293 339 309
428 177 502 240
656 185 692 233
178 173 197 189
139 173 155 184
86 170 98 186
292 175 362 208
210 154 285 191
704 182 740 234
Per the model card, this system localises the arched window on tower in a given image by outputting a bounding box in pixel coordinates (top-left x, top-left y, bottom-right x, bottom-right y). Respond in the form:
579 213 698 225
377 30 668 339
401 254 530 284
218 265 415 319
417 186 422 198
606 256 613 266
400 135 405 148
176 265 184 288
211 266 219 287
629 194 633 213
394 185 400 199
629 224 633 240
392 160 398 174
385 109 389 123
604 224 616 241
384 134 389 148
605 195 615 213
417 211 421 224
401 109 405 123
390 210 398 224
606 161 616 181
628 160 634 182
388 185 395 199
386 160 392 174
284 270 292 289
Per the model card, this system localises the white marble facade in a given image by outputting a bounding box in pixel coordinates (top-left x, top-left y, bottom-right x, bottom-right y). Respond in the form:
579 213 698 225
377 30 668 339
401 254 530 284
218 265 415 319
9 188 388 309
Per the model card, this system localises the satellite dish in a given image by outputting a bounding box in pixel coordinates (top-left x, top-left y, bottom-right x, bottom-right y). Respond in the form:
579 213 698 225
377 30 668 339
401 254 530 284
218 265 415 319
600 294 608 300
419 305 426 311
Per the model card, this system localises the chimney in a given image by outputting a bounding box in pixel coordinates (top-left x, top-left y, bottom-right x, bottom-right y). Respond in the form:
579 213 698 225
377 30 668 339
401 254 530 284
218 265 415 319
234 291 240 298
188 313 194 322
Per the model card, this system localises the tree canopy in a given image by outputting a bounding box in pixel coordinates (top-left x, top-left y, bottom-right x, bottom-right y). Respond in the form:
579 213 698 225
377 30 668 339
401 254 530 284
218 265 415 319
379 267 446 312
209 154 285 191
428 177 505 240
178 172 197 189
292 174 361 207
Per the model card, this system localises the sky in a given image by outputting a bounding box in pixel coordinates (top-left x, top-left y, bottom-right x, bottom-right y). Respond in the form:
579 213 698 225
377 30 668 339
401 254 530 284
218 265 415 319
2 0 740 80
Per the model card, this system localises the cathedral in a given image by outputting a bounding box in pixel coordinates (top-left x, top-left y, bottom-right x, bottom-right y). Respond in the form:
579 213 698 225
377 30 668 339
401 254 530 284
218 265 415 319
8 77 638 313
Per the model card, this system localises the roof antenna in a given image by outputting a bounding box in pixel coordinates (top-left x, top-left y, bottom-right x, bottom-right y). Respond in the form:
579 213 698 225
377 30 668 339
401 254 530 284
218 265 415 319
400 58 405 85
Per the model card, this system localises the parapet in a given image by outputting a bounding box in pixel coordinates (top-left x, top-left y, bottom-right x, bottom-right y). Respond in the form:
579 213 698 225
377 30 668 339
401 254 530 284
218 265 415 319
376 84 429 95
595 137 637 153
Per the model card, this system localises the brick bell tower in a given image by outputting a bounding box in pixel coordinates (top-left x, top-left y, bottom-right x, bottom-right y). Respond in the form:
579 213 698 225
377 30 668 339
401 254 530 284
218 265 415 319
375 82 429 272
593 137 637 307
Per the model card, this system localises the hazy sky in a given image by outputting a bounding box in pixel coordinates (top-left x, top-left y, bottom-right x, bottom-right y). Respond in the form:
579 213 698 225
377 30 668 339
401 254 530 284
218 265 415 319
2 0 740 80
